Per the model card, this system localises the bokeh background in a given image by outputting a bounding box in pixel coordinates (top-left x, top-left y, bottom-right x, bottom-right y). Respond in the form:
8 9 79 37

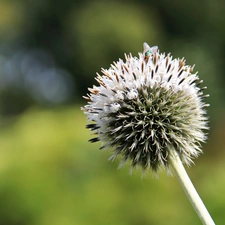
0 0 224 225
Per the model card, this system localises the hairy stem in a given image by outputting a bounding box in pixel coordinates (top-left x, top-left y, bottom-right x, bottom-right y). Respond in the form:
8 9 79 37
169 150 215 225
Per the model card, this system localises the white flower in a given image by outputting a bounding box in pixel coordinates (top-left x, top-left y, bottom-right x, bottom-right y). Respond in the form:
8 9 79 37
82 43 209 172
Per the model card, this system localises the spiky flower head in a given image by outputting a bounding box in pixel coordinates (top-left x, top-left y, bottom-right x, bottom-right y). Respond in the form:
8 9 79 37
82 43 209 173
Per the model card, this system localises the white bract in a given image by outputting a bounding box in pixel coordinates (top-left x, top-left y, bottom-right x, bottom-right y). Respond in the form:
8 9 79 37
82 43 209 172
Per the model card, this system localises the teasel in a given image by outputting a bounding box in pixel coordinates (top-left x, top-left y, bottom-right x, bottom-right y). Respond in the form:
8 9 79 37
82 43 215 225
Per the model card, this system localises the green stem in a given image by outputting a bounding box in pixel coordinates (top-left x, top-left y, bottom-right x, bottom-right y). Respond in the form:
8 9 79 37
169 150 215 225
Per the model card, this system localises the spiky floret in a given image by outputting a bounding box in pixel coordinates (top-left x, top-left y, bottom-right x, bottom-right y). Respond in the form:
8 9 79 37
82 43 209 172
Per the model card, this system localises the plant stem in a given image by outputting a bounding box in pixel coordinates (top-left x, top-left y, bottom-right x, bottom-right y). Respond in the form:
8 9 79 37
169 150 215 225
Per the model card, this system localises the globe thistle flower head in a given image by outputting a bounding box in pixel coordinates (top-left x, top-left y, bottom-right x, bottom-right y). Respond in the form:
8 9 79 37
82 43 209 173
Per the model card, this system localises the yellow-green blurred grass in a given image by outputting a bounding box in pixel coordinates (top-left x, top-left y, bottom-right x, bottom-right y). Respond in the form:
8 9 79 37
0 106 223 225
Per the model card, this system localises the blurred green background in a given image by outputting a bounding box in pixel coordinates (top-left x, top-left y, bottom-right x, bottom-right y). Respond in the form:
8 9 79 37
0 0 224 224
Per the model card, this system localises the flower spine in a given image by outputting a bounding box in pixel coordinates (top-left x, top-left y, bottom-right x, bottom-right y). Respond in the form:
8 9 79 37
82 43 209 172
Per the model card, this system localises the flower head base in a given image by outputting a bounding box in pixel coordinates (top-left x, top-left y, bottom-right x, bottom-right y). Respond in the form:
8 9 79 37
82 43 209 172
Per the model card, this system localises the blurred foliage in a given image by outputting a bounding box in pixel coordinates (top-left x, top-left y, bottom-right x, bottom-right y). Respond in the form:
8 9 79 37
0 0 224 118
0 0 225 225
0 106 224 225
71 1 162 75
